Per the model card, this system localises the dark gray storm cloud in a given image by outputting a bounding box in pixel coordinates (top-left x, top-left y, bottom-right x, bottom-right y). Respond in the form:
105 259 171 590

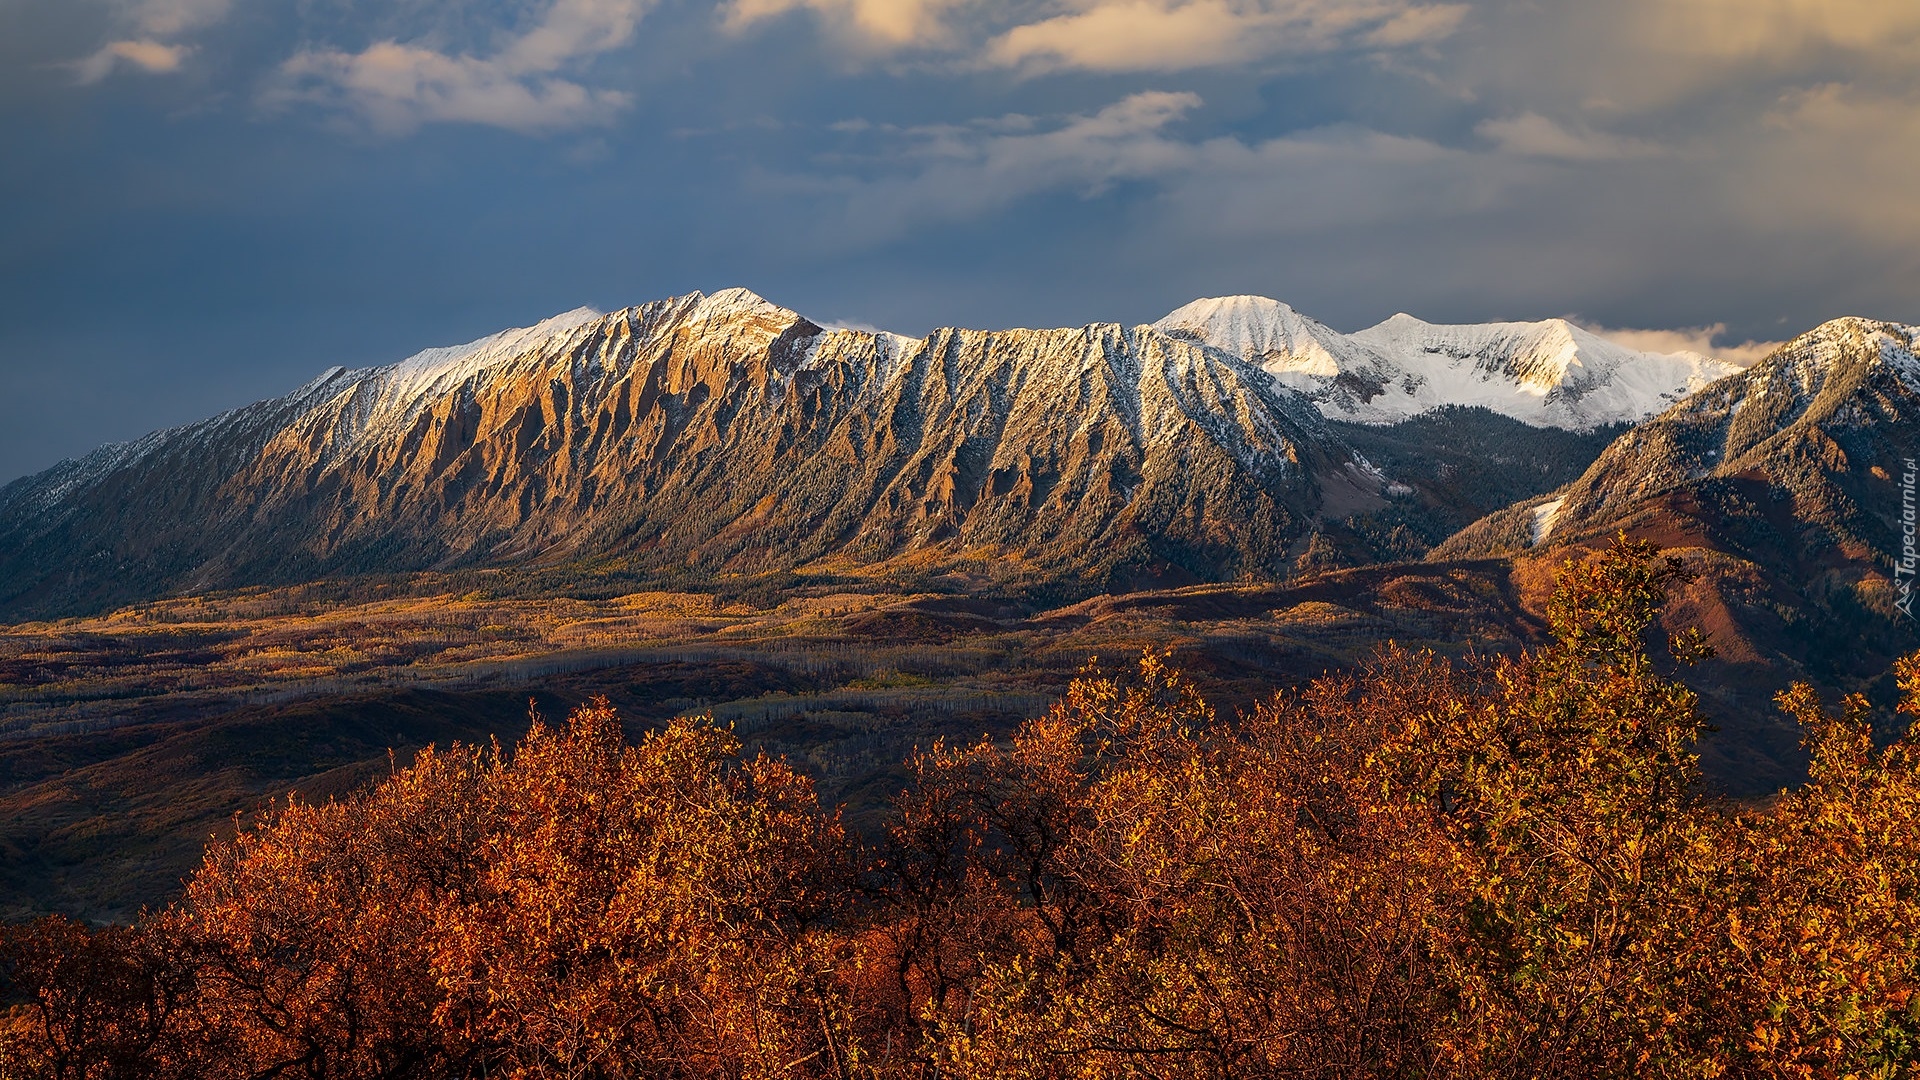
2 0 1917 481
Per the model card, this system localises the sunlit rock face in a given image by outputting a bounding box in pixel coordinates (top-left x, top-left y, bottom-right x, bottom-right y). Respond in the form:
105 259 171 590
0 289 1384 617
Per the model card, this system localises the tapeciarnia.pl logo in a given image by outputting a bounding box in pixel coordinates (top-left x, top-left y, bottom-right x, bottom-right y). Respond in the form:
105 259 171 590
1899 457 1917 620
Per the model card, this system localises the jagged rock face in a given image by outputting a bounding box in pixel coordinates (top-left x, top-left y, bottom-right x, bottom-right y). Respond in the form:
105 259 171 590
1438 317 1920 566
0 289 1372 617
1156 297 1740 431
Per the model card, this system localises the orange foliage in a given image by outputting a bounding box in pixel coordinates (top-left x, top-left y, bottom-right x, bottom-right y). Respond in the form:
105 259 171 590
3 536 1919 1079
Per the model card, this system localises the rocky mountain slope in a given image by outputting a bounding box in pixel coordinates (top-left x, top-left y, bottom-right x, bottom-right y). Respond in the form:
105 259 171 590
1323 409 1627 564
1156 296 1740 431
0 289 1391 619
1437 317 1920 720
1440 317 1918 562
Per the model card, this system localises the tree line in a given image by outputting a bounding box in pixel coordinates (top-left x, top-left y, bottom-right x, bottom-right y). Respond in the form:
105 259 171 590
2 537 1917 1079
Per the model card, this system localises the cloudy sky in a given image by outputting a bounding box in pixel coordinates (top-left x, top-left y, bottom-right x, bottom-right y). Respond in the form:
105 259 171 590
3 0 1918 481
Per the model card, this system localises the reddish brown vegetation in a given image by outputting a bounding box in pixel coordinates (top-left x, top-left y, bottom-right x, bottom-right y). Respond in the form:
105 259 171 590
4 537 1918 1079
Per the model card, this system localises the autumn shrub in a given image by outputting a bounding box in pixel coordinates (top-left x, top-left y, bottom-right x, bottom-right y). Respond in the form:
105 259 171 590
1 704 860 1080
0 917 189 1080
1362 542 1725 1077
874 647 1471 1079
164 739 494 1078
429 703 860 1079
1699 674 1920 1076
876 537 1920 1079
3 536 1920 1079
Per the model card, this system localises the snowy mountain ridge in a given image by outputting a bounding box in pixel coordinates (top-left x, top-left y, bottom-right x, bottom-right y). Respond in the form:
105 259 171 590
1155 295 1744 431
0 287 1386 618
37 290 1745 507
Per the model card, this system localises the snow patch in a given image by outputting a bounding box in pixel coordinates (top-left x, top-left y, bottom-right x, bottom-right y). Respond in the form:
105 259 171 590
383 306 601 403
1879 326 1920 395
1531 497 1566 546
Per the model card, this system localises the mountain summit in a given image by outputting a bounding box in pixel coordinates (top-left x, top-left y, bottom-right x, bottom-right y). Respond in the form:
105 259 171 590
1156 297 1741 431
0 289 1389 617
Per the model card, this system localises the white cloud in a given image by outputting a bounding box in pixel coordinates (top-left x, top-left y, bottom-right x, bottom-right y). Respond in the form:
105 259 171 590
817 317 900 334
1476 113 1661 161
124 0 232 37
67 0 230 82
790 92 1204 235
725 0 1468 71
1454 0 1920 301
1361 3 1466 47
722 0 967 50
1740 83 1920 236
275 0 650 133
1475 0 1920 118
780 91 1508 249
496 0 651 71
72 39 192 83
1575 321 1782 367
278 44 633 133
1134 120 1521 270
1630 0 1920 64
988 0 1311 72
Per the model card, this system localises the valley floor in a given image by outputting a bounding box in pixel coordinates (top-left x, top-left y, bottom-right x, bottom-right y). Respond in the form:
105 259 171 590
0 552 1828 922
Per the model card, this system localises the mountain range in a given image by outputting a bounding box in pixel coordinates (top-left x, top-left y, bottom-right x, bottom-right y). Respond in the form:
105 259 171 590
3 287 1916 919
0 289 1768 620
0 290 1361 617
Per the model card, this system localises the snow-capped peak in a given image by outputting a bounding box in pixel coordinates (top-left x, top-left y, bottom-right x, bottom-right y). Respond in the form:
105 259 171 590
1155 295 1332 370
1153 295 1392 387
685 287 805 326
1356 313 1740 428
1353 313 1626 390
1155 296 1742 431
267 305 611 470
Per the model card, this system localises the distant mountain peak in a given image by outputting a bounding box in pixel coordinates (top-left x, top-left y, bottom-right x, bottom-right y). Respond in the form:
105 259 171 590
689 286 795 319
1157 296 1742 431
1154 295 1379 384
1159 295 1311 327
1754 316 1920 394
